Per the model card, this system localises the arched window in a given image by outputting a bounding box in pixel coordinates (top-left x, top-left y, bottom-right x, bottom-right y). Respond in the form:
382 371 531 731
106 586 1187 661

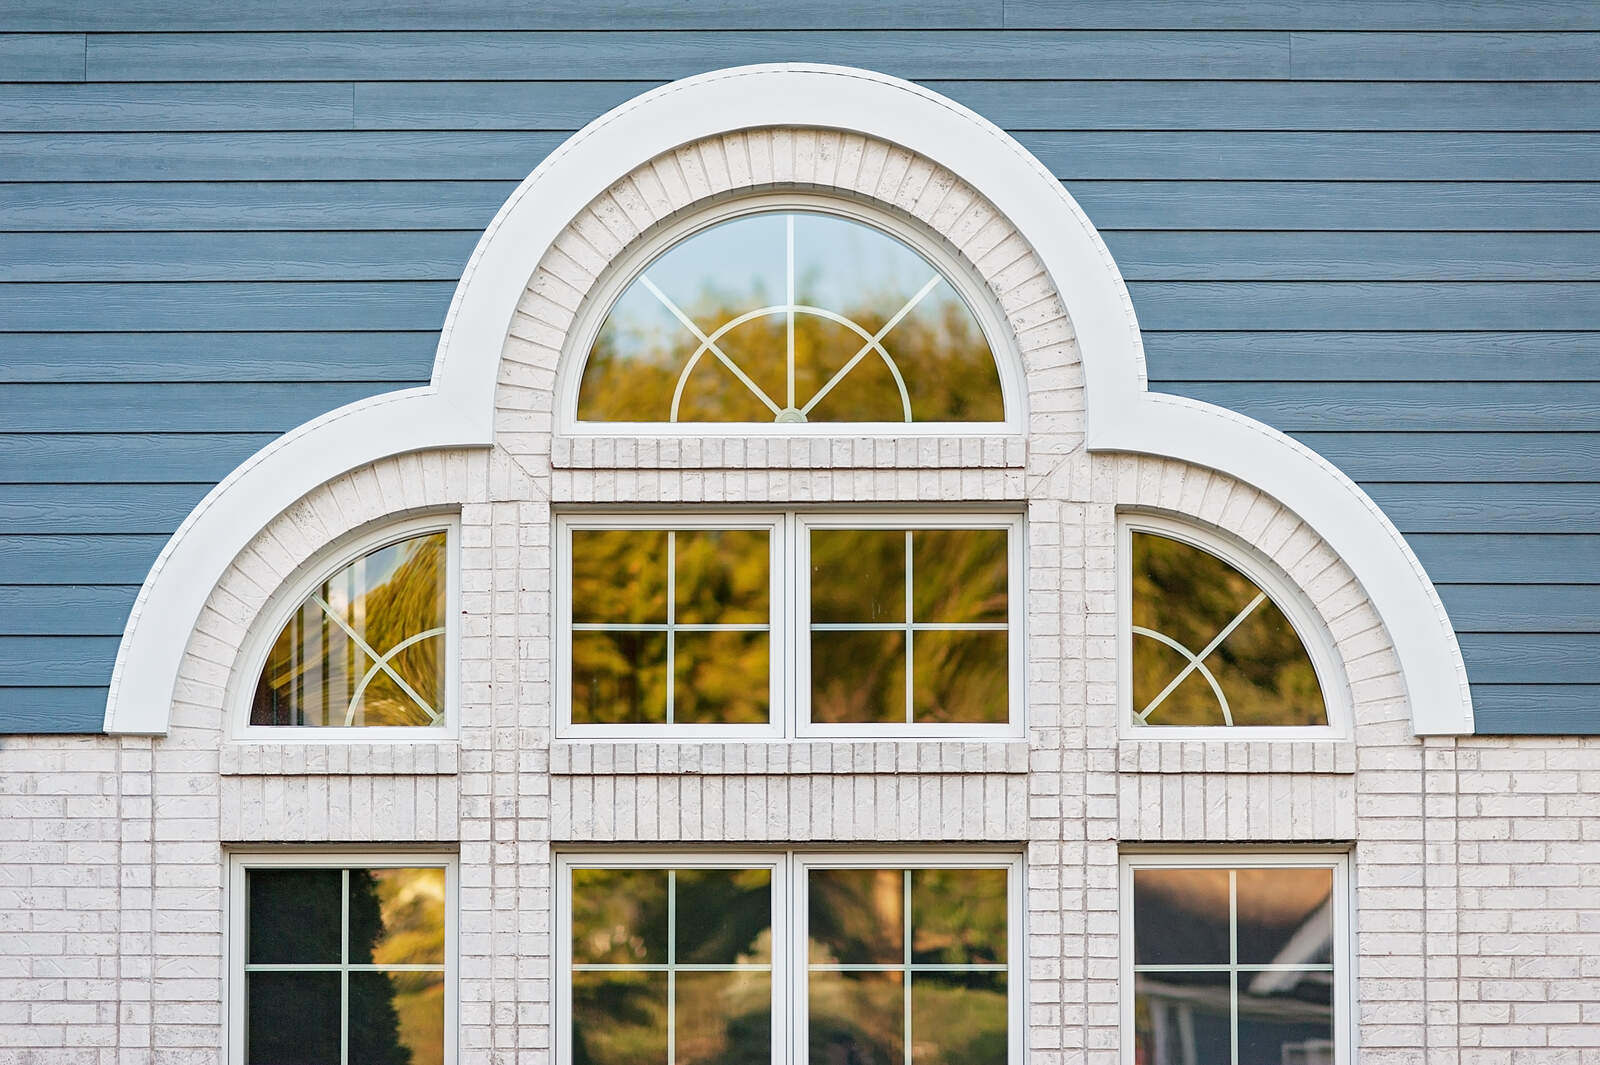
574 203 1008 426
1122 517 1337 733
245 520 455 731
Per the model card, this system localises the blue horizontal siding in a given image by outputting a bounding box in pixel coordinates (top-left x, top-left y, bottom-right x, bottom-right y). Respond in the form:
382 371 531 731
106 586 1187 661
4 12 1598 733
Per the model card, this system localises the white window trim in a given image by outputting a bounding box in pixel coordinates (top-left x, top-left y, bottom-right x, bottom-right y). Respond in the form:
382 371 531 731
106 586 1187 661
1118 850 1356 1065
226 850 459 1065
228 513 461 743
1117 513 1351 742
553 189 1026 437
554 510 1025 740
554 849 1025 1065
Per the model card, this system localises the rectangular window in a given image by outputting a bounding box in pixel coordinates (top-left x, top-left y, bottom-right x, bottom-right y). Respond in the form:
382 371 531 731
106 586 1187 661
229 854 455 1065
558 852 1021 1065
557 513 1021 738
1121 853 1351 1065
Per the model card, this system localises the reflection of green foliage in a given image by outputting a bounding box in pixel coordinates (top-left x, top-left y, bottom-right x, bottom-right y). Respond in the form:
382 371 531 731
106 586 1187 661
911 869 1007 965
347 871 414 1065
1132 532 1326 727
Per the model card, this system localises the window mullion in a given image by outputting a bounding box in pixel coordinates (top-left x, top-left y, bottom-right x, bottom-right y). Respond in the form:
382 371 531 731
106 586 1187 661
340 868 350 1065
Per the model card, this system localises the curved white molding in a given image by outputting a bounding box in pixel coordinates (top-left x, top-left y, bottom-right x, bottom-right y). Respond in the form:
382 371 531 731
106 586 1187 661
103 64 1473 736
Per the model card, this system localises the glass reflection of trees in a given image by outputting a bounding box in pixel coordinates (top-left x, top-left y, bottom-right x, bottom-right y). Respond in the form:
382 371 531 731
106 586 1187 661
1130 531 1327 728
577 211 1004 425
570 867 774 1065
252 532 447 728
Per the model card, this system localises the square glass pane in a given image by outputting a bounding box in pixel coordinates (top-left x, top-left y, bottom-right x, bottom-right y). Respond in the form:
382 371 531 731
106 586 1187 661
674 529 770 625
808 970 904 1065
809 868 903 965
571 631 668 725
572 868 669 965
1238 968 1334 1065
675 969 772 1065
811 529 906 623
912 529 1008 624
811 630 905 724
1133 970 1232 1065
676 868 773 964
673 630 769 725
246 970 340 1065
349 970 445 1065
911 868 1007 965
1132 868 1231 966
349 867 446 966
247 868 341 964
572 970 668 1065
912 629 1008 724
1236 867 1334 966
910 971 1007 1065
573 529 669 625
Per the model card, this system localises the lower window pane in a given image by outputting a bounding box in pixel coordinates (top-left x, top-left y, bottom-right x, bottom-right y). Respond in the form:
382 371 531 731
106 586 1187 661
810 630 905 723
808 969 903 1065
349 970 445 1065
247 970 340 1065
909 971 1007 1065
573 970 668 1065
675 969 771 1065
912 629 1008 724
571 631 668 724
1238 969 1333 1065
1133 970 1232 1065
673 629 770 725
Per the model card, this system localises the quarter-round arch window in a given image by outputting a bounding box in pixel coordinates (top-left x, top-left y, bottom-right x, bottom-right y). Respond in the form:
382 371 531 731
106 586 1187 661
1125 520 1333 730
575 207 1007 425
249 526 452 729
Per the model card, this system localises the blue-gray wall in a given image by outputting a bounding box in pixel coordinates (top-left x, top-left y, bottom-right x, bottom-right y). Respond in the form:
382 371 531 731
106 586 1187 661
3 2 1597 733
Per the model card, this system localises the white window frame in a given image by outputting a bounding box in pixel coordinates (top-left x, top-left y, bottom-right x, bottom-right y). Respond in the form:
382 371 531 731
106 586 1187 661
229 513 461 742
554 850 1024 1065
226 850 459 1065
554 190 1026 437
1118 850 1355 1065
555 511 1024 739
1117 513 1350 742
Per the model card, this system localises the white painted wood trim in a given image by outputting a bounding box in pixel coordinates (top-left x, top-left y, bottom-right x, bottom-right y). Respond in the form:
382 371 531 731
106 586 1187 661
104 63 1473 735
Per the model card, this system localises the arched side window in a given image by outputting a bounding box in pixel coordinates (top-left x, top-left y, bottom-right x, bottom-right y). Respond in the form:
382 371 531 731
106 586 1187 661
239 516 458 735
567 195 1015 429
1120 515 1344 738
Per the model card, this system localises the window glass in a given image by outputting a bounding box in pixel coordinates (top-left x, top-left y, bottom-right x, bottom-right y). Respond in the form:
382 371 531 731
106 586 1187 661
244 865 448 1065
576 209 1004 424
1129 530 1327 728
251 531 448 728
1130 862 1339 1065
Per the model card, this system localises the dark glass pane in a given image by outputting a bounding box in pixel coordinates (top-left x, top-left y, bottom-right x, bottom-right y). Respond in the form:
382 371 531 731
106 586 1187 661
349 867 446 966
809 869 902 965
573 970 668 1065
1130 531 1327 727
910 971 1007 1065
1133 970 1233 1065
675 969 772 1065
811 630 905 724
912 629 1008 724
808 970 904 1065
911 529 1007 624
572 868 668 965
572 529 669 625
1132 868 1230 967
910 868 1007 965
674 529 770 625
571 631 668 725
810 529 905 623
247 868 341 964
1236 868 1334 966
674 630 769 725
1238 968 1334 1065
246 970 340 1065
676 868 772 964
349 970 443 1065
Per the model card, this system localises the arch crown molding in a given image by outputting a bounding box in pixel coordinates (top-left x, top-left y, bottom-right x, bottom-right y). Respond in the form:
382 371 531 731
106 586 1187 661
101 63 1474 737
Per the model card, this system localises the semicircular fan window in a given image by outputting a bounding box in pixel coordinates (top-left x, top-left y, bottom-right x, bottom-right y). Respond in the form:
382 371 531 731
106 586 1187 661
251 532 447 728
1131 531 1328 728
576 209 1005 424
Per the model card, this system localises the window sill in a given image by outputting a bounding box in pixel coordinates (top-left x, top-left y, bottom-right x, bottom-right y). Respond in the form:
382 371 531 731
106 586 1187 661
1116 739 1355 775
219 741 459 776
551 739 1029 776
